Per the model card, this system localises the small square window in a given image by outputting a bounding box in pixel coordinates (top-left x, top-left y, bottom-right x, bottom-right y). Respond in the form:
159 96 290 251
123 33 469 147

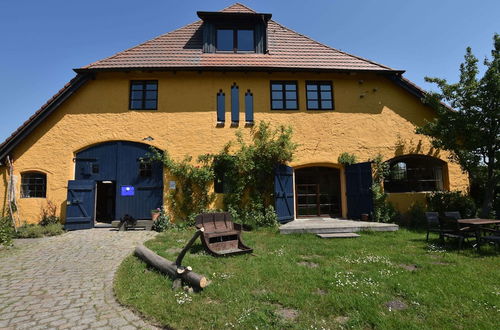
21 172 46 198
129 81 158 110
216 28 255 53
139 162 152 177
306 81 334 110
270 81 298 110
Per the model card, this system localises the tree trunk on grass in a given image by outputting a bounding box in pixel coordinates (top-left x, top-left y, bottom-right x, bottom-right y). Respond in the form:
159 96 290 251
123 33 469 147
135 244 208 289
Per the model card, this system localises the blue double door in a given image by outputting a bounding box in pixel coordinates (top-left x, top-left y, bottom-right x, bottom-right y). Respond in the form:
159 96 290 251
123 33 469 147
65 141 163 230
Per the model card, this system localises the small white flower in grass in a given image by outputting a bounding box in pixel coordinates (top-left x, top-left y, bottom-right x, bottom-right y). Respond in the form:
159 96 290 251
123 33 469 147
174 291 192 305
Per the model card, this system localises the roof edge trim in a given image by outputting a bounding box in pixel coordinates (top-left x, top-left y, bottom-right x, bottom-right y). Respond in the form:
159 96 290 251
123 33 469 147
0 74 92 162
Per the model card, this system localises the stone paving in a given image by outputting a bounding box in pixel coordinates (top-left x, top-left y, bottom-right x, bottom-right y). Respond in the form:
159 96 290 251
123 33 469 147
0 228 159 329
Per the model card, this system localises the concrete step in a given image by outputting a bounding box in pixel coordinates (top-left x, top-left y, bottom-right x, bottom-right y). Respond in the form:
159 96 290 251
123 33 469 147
317 233 360 238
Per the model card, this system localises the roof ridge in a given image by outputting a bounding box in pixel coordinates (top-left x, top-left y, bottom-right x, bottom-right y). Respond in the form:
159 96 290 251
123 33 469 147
269 19 395 71
82 20 202 69
220 3 256 13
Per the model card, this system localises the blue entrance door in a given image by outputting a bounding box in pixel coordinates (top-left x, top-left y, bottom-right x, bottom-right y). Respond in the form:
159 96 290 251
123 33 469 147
72 141 162 222
65 180 96 230
345 162 373 220
274 164 294 223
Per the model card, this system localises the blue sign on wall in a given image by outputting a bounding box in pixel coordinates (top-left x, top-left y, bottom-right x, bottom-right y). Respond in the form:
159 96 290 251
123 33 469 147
121 185 135 196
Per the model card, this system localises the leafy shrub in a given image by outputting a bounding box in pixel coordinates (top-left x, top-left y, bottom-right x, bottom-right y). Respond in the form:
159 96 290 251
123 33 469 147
427 191 476 218
43 223 64 236
402 202 427 229
16 224 45 238
152 210 172 232
371 154 398 223
338 152 357 165
230 204 278 230
40 201 61 226
0 216 14 247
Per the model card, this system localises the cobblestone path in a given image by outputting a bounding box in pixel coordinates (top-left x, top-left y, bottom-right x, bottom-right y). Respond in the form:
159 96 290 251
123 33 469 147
0 229 158 329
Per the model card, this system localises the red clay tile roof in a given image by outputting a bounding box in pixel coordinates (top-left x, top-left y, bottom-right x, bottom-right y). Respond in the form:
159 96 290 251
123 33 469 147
220 3 256 13
80 4 397 73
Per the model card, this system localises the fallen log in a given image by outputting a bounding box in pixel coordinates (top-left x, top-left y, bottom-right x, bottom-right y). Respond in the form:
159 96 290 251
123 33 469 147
135 244 208 289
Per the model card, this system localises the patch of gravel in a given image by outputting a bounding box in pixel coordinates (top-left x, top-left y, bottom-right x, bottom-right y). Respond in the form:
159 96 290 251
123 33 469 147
334 316 349 324
385 299 408 311
298 261 319 268
399 264 419 271
275 307 299 321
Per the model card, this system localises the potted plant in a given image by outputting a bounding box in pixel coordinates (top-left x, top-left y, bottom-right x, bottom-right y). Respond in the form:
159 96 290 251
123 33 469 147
151 208 161 221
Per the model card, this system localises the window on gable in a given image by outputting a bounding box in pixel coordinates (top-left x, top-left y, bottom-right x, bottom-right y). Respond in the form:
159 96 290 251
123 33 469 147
271 81 298 110
21 172 47 198
306 81 334 110
130 80 158 110
216 28 255 52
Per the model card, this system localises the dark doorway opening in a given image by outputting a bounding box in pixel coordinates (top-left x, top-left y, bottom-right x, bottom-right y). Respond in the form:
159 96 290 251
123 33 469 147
295 167 341 217
95 181 116 223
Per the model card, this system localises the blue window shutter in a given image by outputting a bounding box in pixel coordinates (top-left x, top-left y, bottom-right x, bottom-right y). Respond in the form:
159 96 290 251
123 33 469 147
231 83 239 123
245 90 254 123
217 90 225 122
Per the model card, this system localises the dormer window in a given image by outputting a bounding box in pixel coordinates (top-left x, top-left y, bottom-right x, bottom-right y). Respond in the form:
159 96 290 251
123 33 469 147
198 10 271 54
216 28 255 52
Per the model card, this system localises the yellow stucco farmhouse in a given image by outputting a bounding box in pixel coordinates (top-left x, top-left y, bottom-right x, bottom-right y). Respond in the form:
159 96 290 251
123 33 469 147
0 3 468 229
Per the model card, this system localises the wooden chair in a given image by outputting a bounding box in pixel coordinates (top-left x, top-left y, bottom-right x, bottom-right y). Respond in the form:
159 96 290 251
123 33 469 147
425 212 443 241
478 228 500 251
440 211 475 250
195 212 253 257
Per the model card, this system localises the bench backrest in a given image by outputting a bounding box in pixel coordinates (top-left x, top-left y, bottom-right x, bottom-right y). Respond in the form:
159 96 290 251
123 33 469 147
195 212 235 233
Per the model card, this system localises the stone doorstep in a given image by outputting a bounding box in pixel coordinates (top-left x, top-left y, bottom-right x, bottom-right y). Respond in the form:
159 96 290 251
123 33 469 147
316 233 360 238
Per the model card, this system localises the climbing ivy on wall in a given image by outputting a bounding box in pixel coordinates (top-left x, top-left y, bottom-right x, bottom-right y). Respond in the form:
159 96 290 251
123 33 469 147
147 121 298 228
370 154 397 223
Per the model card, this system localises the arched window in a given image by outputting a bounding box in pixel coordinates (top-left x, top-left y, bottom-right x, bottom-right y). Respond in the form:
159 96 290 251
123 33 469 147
21 172 47 198
384 155 444 193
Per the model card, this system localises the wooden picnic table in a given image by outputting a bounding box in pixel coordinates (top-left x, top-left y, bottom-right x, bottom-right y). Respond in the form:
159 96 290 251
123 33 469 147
457 219 500 250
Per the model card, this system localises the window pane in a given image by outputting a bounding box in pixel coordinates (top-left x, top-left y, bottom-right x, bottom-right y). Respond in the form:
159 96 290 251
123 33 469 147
145 91 157 99
272 100 283 109
321 91 332 100
285 84 296 91
321 100 333 109
272 91 283 100
286 100 297 109
146 82 157 90
131 91 143 100
308 100 319 109
307 91 317 99
131 100 142 109
131 83 143 91
271 84 283 91
145 100 157 109
237 29 254 51
217 29 233 51
306 84 318 91
285 91 297 100
320 84 331 91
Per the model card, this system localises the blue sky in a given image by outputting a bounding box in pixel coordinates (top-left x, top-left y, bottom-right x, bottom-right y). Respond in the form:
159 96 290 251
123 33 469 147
0 0 498 142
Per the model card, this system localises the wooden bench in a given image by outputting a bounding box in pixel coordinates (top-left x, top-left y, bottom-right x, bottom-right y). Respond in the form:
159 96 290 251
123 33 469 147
111 219 153 231
195 212 253 257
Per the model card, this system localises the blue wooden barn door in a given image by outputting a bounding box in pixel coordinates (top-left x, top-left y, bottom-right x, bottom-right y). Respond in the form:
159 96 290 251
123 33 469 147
115 142 163 220
274 164 294 223
64 180 95 230
345 162 373 220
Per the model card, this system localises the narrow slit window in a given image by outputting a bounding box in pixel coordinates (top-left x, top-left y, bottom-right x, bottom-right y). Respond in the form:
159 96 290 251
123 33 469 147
231 83 239 123
245 90 254 123
217 89 225 122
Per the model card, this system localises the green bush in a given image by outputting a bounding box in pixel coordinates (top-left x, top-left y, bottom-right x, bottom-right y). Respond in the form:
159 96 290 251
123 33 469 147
16 224 45 238
43 223 64 236
338 152 357 165
0 216 14 247
404 202 428 229
40 200 61 226
229 204 278 230
16 223 64 239
427 191 476 218
152 210 172 232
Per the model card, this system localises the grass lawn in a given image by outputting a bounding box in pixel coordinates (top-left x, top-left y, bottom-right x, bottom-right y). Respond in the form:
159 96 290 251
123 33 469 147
115 229 500 329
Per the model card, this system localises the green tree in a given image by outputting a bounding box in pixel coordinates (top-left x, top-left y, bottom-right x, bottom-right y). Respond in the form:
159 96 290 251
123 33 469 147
417 34 499 217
